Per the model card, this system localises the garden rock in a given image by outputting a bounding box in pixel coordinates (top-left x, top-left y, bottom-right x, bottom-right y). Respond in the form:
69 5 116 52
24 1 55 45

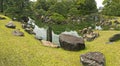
5 21 16 29
80 52 105 66
59 34 85 51
109 33 120 42
12 29 24 36
83 32 99 41
80 27 99 41
41 40 59 48
24 28 35 34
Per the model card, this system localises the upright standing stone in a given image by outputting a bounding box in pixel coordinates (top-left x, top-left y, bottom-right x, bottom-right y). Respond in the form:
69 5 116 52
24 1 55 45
47 26 52 42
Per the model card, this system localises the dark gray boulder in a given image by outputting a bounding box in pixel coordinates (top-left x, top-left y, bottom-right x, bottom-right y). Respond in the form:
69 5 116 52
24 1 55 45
12 29 24 36
5 21 16 29
59 34 85 51
80 52 105 66
109 33 120 42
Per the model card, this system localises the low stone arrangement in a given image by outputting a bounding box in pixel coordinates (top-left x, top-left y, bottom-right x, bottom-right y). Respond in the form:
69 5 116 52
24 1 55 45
59 34 85 51
80 27 99 41
5 21 24 37
12 29 24 36
41 40 59 48
80 52 105 66
109 33 120 42
22 22 35 34
5 21 16 29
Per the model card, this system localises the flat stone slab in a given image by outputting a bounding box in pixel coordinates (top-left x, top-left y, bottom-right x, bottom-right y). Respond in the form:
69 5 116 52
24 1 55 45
41 40 59 48
12 29 24 36
80 52 105 66
5 21 16 29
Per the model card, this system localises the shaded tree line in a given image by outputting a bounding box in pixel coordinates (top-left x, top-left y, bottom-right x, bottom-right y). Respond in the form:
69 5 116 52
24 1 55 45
102 0 120 16
0 0 98 23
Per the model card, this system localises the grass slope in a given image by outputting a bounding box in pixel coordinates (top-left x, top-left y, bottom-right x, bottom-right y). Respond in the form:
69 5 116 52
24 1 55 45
0 15 120 66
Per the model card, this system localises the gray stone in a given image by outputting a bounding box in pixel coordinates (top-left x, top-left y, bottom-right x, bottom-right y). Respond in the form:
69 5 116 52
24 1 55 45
109 33 120 42
24 28 35 34
80 52 105 66
5 21 16 29
83 32 99 41
59 34 85 51
12 29 24 36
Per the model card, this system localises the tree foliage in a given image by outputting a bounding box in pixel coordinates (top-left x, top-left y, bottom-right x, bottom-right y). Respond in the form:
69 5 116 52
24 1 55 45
77 0 97 15
0 0 98 24
102 0 120 16
50 13 65 24
0 0 32 20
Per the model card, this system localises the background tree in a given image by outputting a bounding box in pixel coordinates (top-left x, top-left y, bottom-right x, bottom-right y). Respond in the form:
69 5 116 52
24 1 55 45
0 0 8 13
4 0 32 20
49 2 68 16
102 0 120 16
50 13 66 24
0 0 4 12
77 0 98 15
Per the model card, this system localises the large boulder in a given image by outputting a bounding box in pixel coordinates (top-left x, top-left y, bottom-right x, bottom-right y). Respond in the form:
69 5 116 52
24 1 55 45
5 21 16 29
12 29 24 36
80 52 105 66
109 33 120 42
59 34 85 51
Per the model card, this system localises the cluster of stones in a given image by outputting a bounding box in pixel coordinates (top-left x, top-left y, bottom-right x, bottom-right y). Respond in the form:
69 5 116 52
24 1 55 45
22 23 35 34
21 20 35 35
96 20 120 30
80 27 99 41
5 21 24 36
58 33 105 65
6 17 120 66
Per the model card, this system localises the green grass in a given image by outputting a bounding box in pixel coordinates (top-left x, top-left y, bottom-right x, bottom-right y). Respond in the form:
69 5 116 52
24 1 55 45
0 15 120 66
